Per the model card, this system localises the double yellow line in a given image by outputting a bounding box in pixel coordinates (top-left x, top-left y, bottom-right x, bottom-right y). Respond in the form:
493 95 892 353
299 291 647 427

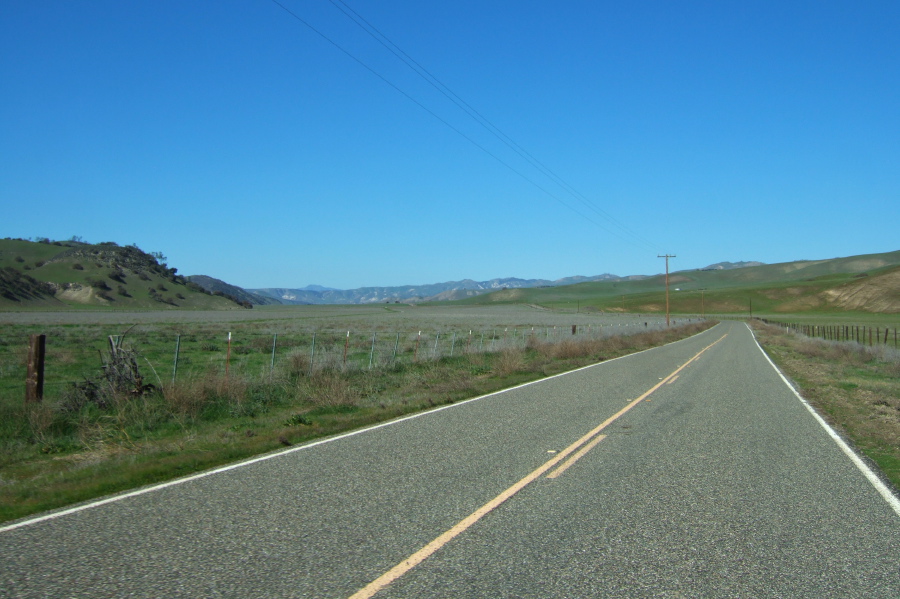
350 333 727 599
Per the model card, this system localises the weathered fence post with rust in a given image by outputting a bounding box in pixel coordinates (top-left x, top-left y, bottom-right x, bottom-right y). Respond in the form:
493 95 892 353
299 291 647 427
26 334 46 403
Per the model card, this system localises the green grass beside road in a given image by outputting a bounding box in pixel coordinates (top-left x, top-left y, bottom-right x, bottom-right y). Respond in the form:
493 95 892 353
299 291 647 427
0 319 714 524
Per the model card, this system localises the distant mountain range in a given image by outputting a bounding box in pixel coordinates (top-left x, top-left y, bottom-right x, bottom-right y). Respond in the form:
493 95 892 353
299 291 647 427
187 263 751 305
246 274 628 305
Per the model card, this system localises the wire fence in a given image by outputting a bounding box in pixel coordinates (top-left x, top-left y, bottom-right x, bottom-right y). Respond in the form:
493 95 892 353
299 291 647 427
758 318 899 348
0 318 690 401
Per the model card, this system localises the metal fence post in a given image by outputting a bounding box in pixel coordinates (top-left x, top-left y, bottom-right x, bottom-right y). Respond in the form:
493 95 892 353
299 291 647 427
308 332 316 377
270 333 277 374
172 334 180 385
392 332 400 364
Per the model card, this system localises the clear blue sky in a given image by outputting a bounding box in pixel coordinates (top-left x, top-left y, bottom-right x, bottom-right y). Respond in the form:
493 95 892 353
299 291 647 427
2 1 898 289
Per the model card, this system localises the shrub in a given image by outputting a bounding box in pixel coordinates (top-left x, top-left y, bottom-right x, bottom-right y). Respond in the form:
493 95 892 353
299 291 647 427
88 278 111 291
72 263 84 270
493 348 526 376
287 351 310 377
60 378 110 412
304 371 360 407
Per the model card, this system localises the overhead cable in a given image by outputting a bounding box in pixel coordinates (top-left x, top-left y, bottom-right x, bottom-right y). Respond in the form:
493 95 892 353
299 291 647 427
268 0 655 248
328 0 658 252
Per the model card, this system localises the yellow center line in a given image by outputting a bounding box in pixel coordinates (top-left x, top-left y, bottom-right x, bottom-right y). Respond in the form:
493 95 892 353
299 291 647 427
348 333 728 599
546 434 607 478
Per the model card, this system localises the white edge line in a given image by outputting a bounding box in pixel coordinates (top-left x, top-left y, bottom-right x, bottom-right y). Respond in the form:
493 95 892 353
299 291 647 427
745 322 900 517
1 323 722 534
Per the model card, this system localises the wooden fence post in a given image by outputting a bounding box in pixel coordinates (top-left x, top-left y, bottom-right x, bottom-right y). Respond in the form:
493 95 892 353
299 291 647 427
26 334 46 403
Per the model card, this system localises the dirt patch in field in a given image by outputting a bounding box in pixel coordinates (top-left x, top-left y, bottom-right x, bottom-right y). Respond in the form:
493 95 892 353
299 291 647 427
637 303 663 312
821 267 900 313
489 289 526 302
56 285 108 305
780 260 826 273
762 287 807 300
776 296 825 312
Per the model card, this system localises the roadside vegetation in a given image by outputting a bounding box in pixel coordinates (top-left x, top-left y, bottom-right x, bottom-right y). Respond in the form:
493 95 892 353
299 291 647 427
750 319 900 492
0 319 714 523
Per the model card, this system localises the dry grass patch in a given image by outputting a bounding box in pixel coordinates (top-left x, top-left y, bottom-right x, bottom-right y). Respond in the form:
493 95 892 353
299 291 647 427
493 348 526 376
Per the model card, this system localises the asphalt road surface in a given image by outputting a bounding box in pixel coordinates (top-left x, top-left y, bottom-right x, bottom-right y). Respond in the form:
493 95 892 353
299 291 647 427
2 321 898 598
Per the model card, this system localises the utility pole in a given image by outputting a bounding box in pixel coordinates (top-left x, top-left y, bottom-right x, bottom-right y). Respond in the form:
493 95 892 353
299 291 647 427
698 288 707 318
658 254 676 326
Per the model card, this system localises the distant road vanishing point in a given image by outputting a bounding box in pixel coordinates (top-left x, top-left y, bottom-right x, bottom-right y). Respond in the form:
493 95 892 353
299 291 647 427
2 321 898 598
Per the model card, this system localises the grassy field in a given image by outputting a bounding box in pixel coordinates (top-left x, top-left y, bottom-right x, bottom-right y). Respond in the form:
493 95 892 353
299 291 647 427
750 320 900 492
457 276 900 319
0 305 707 524
3 301 897 523
453 250 900 317
0 305 678 402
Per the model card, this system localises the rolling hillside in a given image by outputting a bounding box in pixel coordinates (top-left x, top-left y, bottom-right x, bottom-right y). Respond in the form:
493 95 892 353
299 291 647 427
187 275 282 306
0 238 245 310
454 250 900 315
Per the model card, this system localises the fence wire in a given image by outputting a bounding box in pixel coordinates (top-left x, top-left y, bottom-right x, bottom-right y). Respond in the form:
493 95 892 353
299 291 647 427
0 317 694 401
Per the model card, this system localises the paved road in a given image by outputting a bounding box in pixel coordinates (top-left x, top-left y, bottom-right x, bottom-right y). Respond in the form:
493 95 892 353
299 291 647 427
1 321 898 598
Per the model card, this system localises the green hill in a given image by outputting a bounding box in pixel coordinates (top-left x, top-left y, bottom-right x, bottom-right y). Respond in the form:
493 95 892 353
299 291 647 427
187 275 281 306
0 238 245 310
453 250 900 316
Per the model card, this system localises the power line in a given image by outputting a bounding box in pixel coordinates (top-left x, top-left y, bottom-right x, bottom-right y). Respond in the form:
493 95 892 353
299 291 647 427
268 0 656 248
328 0 658 252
